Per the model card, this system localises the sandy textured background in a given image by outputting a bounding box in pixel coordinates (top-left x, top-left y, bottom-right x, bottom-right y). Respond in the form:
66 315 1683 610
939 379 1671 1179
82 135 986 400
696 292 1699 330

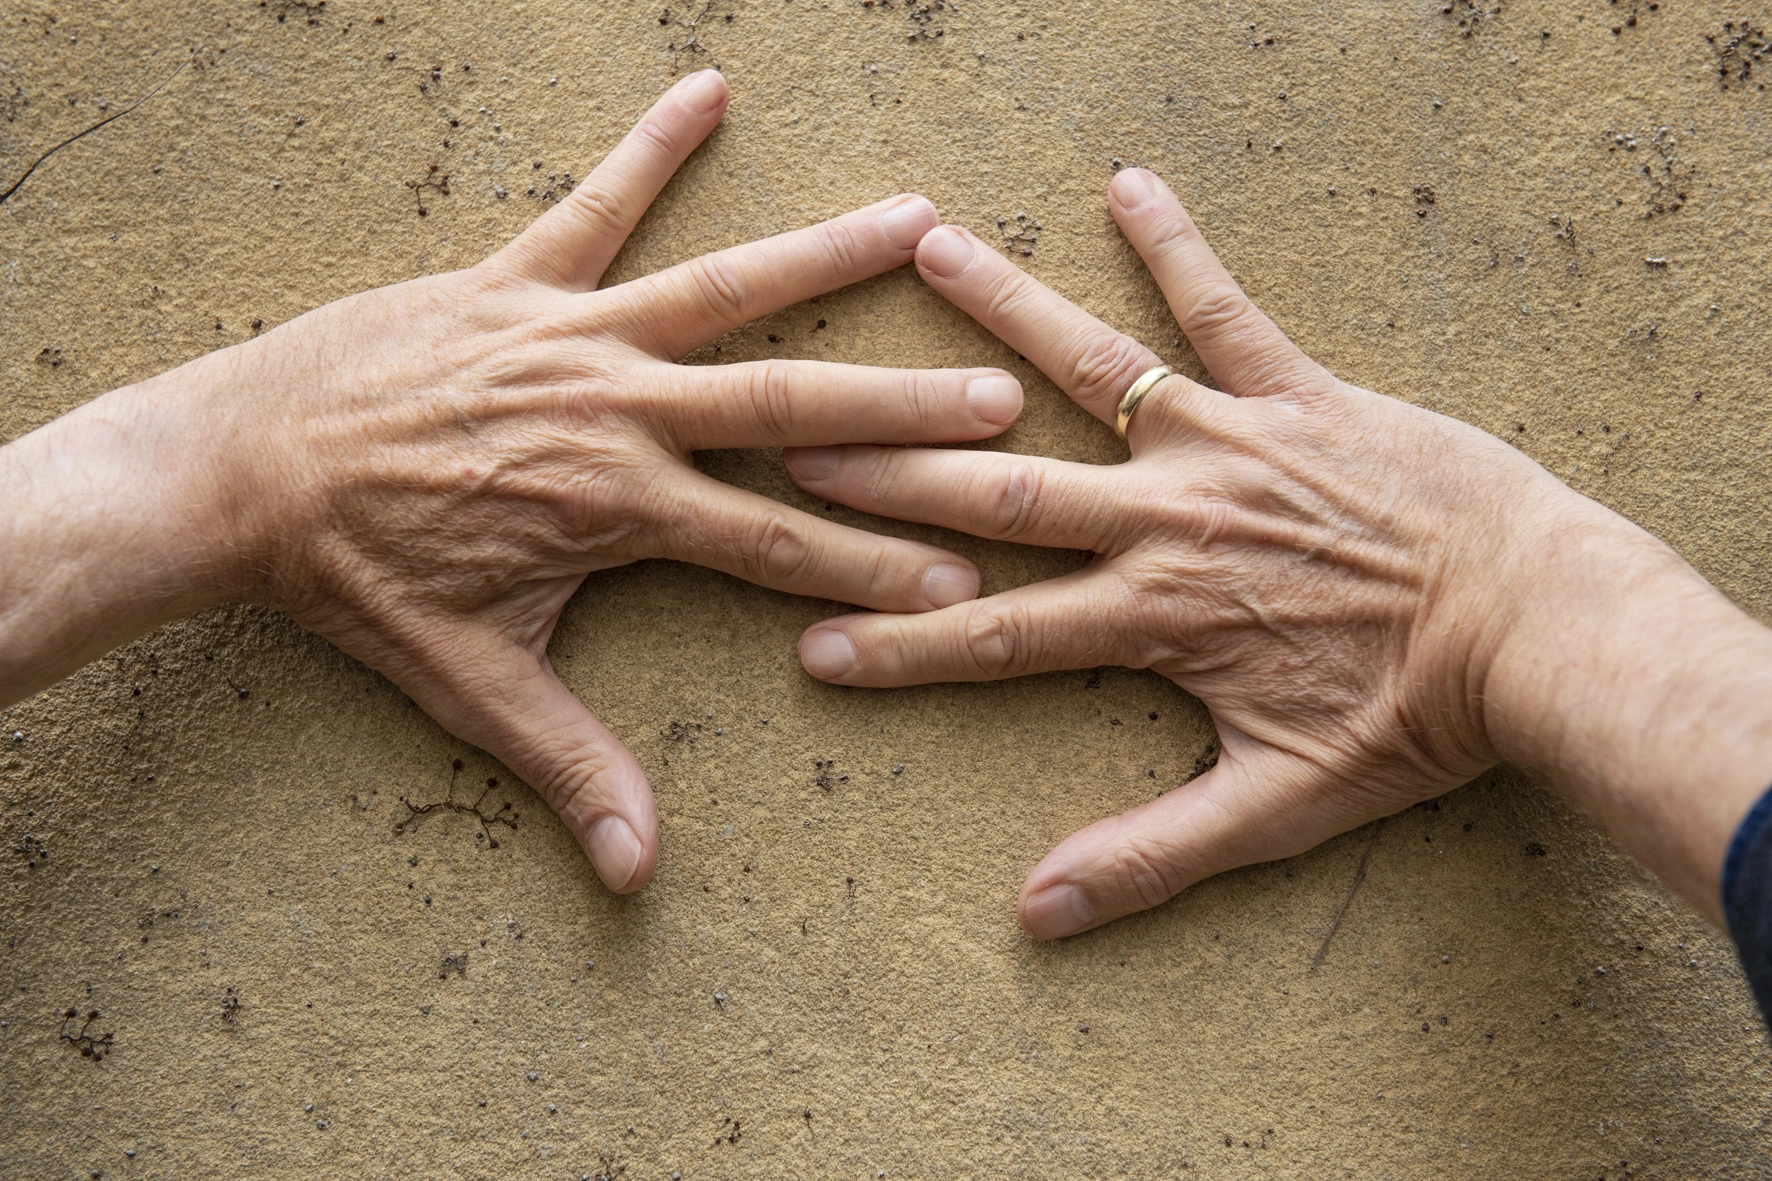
3 1 1770 1177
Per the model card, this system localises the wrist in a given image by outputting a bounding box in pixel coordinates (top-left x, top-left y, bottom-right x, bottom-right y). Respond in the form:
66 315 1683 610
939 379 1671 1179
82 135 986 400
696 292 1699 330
0 366 260 704
1479 498 1772 919
122 355 282 605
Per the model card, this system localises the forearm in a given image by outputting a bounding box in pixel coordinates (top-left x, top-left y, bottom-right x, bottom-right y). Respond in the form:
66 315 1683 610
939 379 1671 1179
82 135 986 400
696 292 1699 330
1485 501 1772 925
0 373 247 707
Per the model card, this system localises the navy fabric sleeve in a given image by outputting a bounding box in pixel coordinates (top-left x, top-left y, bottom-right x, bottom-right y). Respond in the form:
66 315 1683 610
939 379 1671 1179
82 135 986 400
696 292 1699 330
1722 784 1772 1025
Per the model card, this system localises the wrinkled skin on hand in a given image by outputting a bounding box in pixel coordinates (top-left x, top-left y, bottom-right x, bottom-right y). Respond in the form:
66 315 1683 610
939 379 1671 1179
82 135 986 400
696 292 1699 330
115 72 1023 893
787 166 1677 938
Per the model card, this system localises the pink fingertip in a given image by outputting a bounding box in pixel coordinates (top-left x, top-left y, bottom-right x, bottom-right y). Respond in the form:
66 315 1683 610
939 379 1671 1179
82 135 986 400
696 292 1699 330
801 630 857 680
1109 167 1159 209
921 563 978 609
679 69 729 114
587 815 643 891
880 195 940 250
784 445 841 482
918 225 976 277
966 375 1023 425
1021 884 1096 940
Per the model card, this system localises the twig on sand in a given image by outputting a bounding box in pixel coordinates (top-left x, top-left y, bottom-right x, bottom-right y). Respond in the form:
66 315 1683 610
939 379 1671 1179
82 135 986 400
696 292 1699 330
1309 820 1384 972
395 759 519 848
0 52 192 206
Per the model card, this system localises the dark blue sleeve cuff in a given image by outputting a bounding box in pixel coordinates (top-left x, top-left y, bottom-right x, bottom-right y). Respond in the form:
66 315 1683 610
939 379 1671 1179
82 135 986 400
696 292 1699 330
1721 783 1772 1026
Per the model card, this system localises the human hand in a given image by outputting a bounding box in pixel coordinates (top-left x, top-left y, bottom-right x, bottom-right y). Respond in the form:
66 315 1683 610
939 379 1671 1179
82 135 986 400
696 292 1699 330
784 167 1760 937
7 71 1023 894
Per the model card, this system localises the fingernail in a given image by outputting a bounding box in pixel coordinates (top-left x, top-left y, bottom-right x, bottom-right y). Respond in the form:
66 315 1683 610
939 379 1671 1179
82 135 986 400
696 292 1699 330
918 225 976 277
587 815 643 891
800 630 857 680
1022 884 1096 940
966 375 1023 425
1110 167 1159 210
783 445 841 482
880 195 939 250
922 563 978 608
679 69 728 113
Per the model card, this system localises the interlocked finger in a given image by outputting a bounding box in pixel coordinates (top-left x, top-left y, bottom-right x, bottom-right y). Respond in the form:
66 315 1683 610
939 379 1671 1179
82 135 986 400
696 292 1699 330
654 360 1022 451
784 445 1128 552
1107 169 1333 403
915 224 1212 427
798 573 1138 688
612 195 939 360
649 471 983 613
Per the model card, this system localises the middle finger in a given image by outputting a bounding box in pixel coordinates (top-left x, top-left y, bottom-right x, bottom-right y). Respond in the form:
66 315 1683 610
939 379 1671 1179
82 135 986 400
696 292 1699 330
653 359 1023 450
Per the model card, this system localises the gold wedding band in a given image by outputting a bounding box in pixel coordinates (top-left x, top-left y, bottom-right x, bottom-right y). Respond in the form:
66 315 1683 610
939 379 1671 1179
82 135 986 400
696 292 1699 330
1114 364 1174 438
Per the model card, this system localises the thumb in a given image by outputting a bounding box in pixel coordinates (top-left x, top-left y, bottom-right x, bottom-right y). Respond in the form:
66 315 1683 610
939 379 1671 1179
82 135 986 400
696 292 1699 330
411 633 659 894
1016 736 1352 939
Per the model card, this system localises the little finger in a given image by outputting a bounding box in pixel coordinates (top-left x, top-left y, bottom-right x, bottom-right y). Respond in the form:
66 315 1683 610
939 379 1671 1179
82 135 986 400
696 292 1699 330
1107 169 1332 403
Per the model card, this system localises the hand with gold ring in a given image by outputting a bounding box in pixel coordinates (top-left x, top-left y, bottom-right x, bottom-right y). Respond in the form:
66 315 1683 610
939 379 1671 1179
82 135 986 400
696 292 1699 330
1113 365 1173 438
783 167 1772 942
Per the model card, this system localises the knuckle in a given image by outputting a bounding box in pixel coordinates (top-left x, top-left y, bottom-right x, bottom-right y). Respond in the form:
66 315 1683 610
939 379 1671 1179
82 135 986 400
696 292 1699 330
627 115 682 161
1178 284 1255 340
750 360 800 439
683 254 750 323
1243 348 1336 402
537 744 617 819
814 222 871 279
1147 207 1203 252
1108 835 1185 910
979 270 1037 329
564 183 632 240
859 542 896 600
902 371 942 432
857 449 914 506
744 511 815 585
565 469 651 545
1150 490 1243 549
1069 330 1153 407
962 602 1035 677
981 461 1045 542
555 374 623 422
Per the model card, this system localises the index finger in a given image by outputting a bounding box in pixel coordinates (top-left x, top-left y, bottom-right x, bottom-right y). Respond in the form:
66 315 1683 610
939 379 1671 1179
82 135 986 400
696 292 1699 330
491 70 731 293
607 195 939 360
